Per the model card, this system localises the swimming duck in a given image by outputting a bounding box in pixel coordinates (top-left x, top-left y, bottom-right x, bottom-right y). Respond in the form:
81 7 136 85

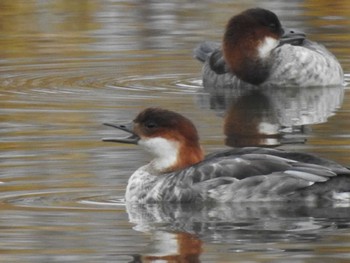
103 108 350 203
194 8 344 87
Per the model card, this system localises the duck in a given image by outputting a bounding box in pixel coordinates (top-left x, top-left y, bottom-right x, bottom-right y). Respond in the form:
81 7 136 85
194 8 344 88
103 107 350 203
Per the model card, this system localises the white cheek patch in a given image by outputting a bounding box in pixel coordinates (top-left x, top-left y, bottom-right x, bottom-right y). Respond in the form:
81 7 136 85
258 37 279 58
139 137 179 171
139 137 179 156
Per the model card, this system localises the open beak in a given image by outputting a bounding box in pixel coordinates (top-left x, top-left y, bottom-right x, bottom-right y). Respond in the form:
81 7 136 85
279 27 306 46
102 122 139 144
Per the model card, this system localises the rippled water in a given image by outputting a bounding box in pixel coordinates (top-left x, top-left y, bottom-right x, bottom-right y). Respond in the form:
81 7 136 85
1 0 350 262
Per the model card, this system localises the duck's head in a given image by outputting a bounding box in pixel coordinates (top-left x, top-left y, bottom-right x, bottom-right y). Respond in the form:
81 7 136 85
223 8 305 85
103 108 204 173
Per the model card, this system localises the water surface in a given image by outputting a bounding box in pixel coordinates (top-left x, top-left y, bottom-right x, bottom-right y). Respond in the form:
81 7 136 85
1 0 350 262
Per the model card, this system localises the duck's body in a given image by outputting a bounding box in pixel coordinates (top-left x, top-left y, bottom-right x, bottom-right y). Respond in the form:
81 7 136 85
194 8 344 88
103 108 350 204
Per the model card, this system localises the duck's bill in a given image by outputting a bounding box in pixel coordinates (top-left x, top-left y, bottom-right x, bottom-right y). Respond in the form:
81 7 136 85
280 27 306 46
102 122 139 144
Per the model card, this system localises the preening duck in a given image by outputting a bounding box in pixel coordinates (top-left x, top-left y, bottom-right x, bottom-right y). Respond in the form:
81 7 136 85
194 8 344 88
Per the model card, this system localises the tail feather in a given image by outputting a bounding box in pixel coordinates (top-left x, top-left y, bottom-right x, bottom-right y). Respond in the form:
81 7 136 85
193 41 221 63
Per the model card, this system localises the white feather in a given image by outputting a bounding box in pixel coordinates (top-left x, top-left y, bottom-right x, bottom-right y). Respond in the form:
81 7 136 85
258 37 279 58
284 170 328 182
139 137 179 172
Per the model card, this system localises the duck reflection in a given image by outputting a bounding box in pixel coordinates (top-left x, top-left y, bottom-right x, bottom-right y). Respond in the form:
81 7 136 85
223 90 281 147
126 201 350 262
128 231 201 263
198 84 344 147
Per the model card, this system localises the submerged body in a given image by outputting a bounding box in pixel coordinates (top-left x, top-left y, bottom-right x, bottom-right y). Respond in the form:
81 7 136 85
103 108 350 204
194 8 344 87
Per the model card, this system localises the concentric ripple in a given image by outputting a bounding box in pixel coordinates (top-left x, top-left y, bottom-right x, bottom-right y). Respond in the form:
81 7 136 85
114 74 202 94
0 188 125 211
0 58 202 97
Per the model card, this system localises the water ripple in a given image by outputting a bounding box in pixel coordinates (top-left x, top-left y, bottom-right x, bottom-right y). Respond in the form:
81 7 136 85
0 188 125 211
0 60 201 96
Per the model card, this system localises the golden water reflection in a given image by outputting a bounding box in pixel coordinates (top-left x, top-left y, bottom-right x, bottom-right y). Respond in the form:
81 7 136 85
1 0 350 262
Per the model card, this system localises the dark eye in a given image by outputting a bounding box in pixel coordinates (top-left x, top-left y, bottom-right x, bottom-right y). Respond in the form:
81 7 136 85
145 122 157 129
268 23 277 29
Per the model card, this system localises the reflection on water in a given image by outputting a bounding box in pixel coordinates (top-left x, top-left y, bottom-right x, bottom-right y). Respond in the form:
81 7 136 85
126 202 350 261
198 85 344 147
1 0 350 262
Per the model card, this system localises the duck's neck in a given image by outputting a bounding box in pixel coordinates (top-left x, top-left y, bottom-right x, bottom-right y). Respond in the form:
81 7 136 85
168 143 204 173
139 137 204 174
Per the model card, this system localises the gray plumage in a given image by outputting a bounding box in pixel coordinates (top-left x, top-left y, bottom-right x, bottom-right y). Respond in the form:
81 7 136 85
126 147 350 203
194 39 344 88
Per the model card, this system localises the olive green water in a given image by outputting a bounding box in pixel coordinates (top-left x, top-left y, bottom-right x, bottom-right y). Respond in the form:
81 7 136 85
1 0 350 262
